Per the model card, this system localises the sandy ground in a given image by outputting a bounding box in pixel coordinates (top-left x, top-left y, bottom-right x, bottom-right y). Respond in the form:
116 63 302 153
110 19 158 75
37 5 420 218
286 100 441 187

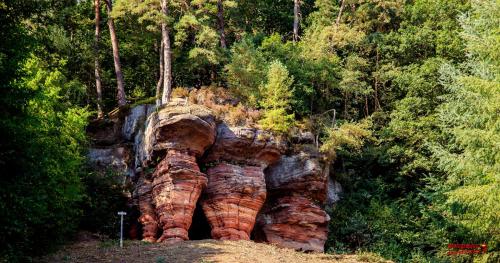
37 239 391 263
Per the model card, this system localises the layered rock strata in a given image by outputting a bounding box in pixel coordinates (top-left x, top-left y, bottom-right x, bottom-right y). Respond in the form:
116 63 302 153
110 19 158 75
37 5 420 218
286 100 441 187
116 101 333 249
135 104 216 243
202 163 266 240
265 152 327 203
152 149 208 242
135 174 158 242
256 149 330 252
256 196 329 252
201 124 284 240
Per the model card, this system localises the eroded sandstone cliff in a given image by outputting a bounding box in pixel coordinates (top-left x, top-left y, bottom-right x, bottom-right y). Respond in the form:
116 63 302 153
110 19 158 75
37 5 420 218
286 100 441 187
88 96 336 252
135 102 215 243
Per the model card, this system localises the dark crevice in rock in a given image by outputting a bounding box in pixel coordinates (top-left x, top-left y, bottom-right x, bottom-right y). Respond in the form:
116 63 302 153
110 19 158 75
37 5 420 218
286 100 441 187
188 201 212 240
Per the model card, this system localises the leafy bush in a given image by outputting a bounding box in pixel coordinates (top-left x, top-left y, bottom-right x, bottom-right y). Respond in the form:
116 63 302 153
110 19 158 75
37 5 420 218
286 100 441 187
0 55 90 261
79 169 130 238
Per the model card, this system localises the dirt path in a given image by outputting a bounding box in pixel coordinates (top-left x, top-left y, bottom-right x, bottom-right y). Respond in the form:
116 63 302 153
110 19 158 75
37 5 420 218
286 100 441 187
38 239 391 263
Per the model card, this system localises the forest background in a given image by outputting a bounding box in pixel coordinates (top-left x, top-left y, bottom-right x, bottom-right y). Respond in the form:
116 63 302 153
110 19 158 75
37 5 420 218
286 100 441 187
0 0 498 262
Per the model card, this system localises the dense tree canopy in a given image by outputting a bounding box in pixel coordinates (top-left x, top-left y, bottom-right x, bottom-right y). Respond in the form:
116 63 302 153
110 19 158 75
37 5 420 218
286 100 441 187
0 0 498 262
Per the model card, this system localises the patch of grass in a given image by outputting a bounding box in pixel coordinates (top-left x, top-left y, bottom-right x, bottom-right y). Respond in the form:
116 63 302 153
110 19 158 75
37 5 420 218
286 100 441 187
356 251 389 263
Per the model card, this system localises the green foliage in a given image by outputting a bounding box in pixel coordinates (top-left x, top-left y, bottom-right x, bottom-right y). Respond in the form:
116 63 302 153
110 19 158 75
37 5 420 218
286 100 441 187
258 60 295 134
225 38 267 106
1 0 499 262
320 119 373 162
432 0 500 254
79 169 129 237
0 55 90 261
326 1 499 262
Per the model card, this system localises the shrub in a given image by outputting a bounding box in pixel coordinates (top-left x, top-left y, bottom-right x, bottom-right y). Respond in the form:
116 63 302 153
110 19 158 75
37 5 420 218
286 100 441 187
258 60 296 134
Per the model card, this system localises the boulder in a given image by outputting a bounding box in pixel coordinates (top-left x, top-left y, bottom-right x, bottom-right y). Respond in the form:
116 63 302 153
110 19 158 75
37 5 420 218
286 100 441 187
136 104 216 168
202 124 284 166
256 148 330 252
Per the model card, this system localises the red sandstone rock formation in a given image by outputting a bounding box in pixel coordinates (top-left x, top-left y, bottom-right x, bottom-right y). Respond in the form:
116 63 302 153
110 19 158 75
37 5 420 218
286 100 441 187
265 152 327 203
129 103 331 248
135 175 159 242
202 163 266 240
201 124 284 240
256 196 330 252
256 149 330 252
135 104 216 243
152 150 207 243
202 124 283 166
136 104 216 167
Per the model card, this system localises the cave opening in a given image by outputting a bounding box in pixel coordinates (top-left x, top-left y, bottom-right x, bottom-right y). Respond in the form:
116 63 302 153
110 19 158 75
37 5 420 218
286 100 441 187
188 201 212 240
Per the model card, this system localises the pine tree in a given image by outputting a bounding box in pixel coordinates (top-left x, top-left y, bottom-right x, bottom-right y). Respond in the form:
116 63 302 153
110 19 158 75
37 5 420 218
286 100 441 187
434 0 500 247
258 60 295 134
94 0 104 117
104 0 127 106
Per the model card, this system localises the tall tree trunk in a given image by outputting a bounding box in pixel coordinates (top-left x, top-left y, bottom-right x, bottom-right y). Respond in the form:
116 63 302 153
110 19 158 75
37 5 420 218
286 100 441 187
155 40 164 107
364 95 369 117
217 0 227 49
105 0 126 107
336 0 346 28
94 0 104 118
161 0 172 104
293 0 301 42
374 47 382 111
343 91 349 118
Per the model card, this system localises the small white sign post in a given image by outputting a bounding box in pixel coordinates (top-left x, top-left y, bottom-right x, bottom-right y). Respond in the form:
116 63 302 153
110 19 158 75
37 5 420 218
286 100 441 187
118 211 127 248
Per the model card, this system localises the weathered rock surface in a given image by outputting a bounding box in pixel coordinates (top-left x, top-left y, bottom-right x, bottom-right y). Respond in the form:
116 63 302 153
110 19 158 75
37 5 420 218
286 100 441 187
256 196 330 252
122 104 155 141
134 104 216 243
136 104 216 168
202 163 266 240
203 124 284 166
265 151 327 203
88 98 333 250
87 118 123 146
326 177 343 206
152 150 208 242
88 146 132 176
201 124 284 240
256 148 330 252
135 174 159 242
